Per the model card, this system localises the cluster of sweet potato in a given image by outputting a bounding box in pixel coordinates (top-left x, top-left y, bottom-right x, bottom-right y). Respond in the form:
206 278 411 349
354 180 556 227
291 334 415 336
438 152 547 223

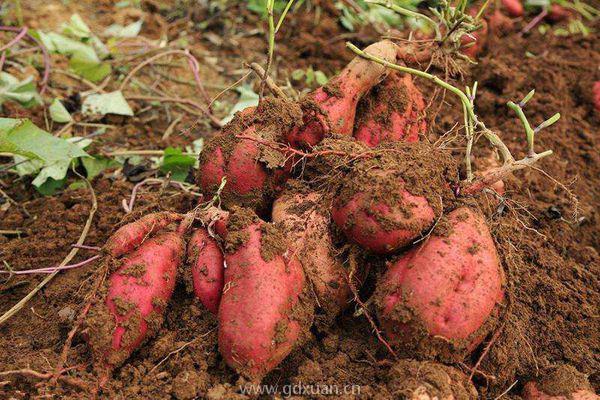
83 40 588 396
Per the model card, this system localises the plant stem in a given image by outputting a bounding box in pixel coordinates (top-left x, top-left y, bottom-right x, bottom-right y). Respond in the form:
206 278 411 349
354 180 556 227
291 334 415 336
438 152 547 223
507 101 535 156
275 0 296 33
13 0 23 26
260 0 276 100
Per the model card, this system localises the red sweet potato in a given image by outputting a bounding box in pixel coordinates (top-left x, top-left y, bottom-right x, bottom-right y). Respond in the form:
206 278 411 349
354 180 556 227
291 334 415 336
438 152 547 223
104 212 183 258
88 231 184 370
545 4 571 23
199 128 269 202
332 169 436 254
286 40 398 148
522 365 598 400
593 81 600 112
218 208 312 380
502 0 524 17
187 228 224 314
272 185 362 322
353 73 426 147
461 18 489 58
376 207 504 357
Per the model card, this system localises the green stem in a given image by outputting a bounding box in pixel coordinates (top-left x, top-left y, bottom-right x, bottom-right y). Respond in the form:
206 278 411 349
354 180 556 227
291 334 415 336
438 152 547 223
507 101 535 156
275 0 296 33
366 0 442 41
260 0 276 100
13 0 23 26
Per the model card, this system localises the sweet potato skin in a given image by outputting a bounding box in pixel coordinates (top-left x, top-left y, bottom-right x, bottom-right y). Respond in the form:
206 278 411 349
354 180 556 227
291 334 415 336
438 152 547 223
218 212 308 380
376 207 504 357
461 17 489 58
286 40 398 148
332 180 435 254
89 231 184 370
198 128 269 202
502 0 524 17
272 188 354 321
354 73 425 147
188 228 224 314
104 212 182 258
523 383 599 400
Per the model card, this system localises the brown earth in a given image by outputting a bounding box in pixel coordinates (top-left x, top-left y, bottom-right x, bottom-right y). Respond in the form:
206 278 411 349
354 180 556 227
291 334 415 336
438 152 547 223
0 1 598 399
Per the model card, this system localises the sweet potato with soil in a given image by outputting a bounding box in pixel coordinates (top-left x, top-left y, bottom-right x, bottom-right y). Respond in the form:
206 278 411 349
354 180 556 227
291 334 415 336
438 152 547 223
87 231 184 370
375 207 504 359
286 40 398 148
272 183 361 323
331 142 455 254
197 99 302 212
522 365 599 400
353 72 426 147
545 4 571 22
218 207 312 380
384 360 477 400
104 212 183 258
502 0 524 17
187 228 224 314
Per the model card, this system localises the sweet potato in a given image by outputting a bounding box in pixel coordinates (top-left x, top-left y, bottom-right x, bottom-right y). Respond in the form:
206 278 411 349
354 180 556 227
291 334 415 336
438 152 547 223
353 73 426 147
104 212 183 258
286 40 398 148
384 360 477 400
461 13 489 58
522 365 598 400
218 207 312 380
593 81 600 112
545 4 571 23
88 231 184 370
272 183 362 322
376 207 504 358
332 175 435 254
198 100 302 211
187 228 224 314
502 0 524 17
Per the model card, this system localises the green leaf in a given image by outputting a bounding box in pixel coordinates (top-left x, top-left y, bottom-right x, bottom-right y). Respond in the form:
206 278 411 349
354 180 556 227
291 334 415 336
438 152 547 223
36 177 67 196
62 14 92 39
37 31 100 63
160 147 195 182
69 57 111 83
291 69 305 81
315 70 328 86
49 99 73 123
82 156 121 179
0 72 42 108
81 91 134 116
103 20 143 38
0 119 90 187
221 85 259 124
68 180 88 190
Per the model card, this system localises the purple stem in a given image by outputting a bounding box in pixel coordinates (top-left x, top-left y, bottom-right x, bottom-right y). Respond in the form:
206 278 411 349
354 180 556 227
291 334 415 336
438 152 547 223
0 255 100 275
0 27 27 53
0 26 51 95
71 244 101 251
521 9 549 35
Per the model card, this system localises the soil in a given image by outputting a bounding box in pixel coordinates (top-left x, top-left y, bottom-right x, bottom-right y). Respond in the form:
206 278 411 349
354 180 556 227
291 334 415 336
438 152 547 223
0 1 598 399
